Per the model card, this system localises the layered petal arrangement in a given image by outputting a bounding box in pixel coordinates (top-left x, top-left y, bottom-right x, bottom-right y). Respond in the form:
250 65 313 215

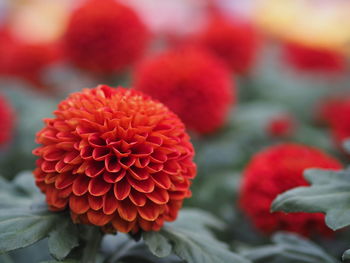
33 85 196 233
195 16 260 74
133 48 234 134
63 0 150 74
283 42 347 73
0 94 15 146
317 96 350 150
0 28 60 89
240 143 342 236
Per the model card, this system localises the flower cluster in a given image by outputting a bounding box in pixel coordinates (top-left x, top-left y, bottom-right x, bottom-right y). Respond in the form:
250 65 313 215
0 29 59 88
33 85 196 233
240 143 342 236
317 96 350 150
283 42 346 73
133 48 235 134
64 0 150 75
0 94 15 146
195 16 260 74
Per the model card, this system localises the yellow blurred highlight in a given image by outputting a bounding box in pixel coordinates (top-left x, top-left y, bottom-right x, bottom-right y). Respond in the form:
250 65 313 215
9 0 71 44
255 0 350 55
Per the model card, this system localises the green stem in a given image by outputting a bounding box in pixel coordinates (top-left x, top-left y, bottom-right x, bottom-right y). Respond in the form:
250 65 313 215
82 227 103 263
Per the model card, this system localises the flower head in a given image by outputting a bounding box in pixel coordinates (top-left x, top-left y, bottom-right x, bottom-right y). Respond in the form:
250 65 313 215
283 42 346 73
317 96 350 150
33 85 196 233
240 143 342 236
133 48 235 134
0 28 60 89
267 114 295 138
64 0 150 74
0 94 15 146
195 16 260 74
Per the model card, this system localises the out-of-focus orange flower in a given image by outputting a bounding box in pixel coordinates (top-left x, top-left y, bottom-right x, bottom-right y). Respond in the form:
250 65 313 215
33 85 196 233
240 143 342 237
63 0 150 75
0 94 15 146
0 28 60 89
195 16 260 74
133 47 235 135
267 114 295 138
283 42 347 73
317 96 350 150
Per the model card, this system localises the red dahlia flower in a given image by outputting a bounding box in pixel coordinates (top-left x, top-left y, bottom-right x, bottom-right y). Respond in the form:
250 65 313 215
283 42 346 73
64 0 150 74
240 143 342 236
0 94 15 146
317 96 350 149
133 48 235 134
0 29 60 89
195 16 260 74
33 85 196 233
267 114 295 138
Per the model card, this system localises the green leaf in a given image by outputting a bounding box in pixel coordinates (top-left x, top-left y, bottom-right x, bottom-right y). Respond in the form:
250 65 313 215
241 232 337 263
271 168 350 230
342 249 350 261
48 219 79 260
0 208 61 253
143 209 250 263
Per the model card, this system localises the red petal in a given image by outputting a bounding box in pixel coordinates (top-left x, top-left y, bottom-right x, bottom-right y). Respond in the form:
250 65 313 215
88 177 111 196
129 190 147 206
127 176 154 193
134 157 150 168
69 195 89 214
63 151 82 164
162 160 180 175
118 156 136 169
55 160 74 173
114 179 131 200
85 161 105 177
128 167 149 180
72 175 90 196
43 148 65 161
146 163 163 173
111 216 136 233
88 195 103 210
103 191 119 215
151 172 171 189
103 170 126 183
150 150 167 163
92 147 110 161
137 202 161 221
87 210 113 226
105 155 121 172
118 199 137 222
88 133 106 147
81 146 93 160
146 188 169 205
55 173 76 189
41 161 56 173
131 144 154 157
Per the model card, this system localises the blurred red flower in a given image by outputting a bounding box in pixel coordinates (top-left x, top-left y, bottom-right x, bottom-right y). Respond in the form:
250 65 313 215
0 29 60 89
317 96 350 149
240 143 342 236
267 114 295 138
33 85 196 233
133 48 235 134
0 94 15 146
283 42 347 73
64 0 150 75
195 16 260 74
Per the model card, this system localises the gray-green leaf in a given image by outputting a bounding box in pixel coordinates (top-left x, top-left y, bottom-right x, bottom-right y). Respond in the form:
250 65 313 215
143 209 250 263
241 232 337 263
